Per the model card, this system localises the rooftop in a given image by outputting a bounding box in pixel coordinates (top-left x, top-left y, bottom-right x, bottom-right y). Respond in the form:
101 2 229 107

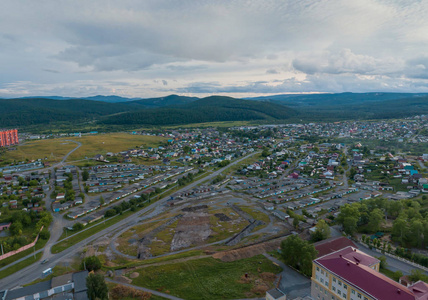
314 236 358 257
315 247 428 300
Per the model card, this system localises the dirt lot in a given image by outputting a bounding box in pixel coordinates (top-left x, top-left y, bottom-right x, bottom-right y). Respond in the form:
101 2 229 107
171 212 211 251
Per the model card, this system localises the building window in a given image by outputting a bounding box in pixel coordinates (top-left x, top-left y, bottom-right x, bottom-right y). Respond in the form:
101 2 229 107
351 290 355 294
321 270 324 275
333 277 336 282
364 298 368 300
344 284 347 289
338 291 341 296
338 281 342 286
357 293 362 299
325 281 329 287
333 286 336 292
317 266 320 271
315 284 318 289
321 278 324 284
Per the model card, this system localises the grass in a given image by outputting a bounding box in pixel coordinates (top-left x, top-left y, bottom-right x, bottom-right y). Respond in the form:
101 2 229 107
239 206 270 230
0 252 43 280
105 250 205 270
0 139 77 165
66 133 167 161
149 220 179 256
1 133 167 165
208 208 249 243
129 255 282 300
116 221 162 257
51 209 138 253
379 267 402 282
23 264 76 286
0 237 48 268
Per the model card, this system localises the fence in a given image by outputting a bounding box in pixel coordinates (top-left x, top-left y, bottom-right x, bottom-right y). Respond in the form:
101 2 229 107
0 226 43 261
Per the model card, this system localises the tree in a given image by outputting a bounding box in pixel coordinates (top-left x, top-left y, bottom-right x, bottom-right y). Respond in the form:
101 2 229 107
99 196 105 206
336 204 360 235
86 274 108 300
10 221 23 236
311 219 331 242
280 235 318 276
82 170 89 181
392 217 409 245
368 208 384 232
408 269 428 283
81 256 102 272
73 222 84 231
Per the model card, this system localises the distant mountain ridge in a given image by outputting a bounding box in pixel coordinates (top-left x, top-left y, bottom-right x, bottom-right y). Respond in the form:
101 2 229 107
0 92 427 128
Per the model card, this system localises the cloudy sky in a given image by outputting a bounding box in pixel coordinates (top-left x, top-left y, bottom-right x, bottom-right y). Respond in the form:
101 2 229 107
1 0 428 98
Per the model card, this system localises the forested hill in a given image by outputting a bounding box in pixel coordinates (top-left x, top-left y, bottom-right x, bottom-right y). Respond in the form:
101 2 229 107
123 94 199 108
101 96 296 126
0 98 135 127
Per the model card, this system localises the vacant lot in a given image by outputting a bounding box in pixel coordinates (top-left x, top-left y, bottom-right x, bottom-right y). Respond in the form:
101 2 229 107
66 133 167 161
130 255 282 300
1 133 167 165
1 139 77 165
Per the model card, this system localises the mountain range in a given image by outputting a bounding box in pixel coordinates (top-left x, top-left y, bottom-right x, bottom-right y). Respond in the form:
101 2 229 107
1 93 427 129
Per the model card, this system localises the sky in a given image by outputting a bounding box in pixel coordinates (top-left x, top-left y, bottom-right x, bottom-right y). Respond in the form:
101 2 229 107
1 0 428 98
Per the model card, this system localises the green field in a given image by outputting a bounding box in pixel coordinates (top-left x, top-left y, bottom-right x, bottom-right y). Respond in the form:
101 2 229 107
130 255 282 300
0 133 167 165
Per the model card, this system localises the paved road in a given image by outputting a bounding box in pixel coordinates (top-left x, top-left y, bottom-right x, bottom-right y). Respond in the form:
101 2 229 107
356 242 428 276
0 151 260 290
263 253 311 298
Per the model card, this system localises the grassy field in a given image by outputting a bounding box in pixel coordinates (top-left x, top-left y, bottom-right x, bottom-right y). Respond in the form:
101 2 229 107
0 139 77 165
66 133 167 161
0 252 43 280
0 133 167 165
130 255 282 300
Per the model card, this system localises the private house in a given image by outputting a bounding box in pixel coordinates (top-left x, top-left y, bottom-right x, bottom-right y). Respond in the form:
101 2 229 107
0 222 11 231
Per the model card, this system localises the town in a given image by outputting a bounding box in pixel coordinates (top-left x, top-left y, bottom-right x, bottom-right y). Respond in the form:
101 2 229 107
0 115 427 300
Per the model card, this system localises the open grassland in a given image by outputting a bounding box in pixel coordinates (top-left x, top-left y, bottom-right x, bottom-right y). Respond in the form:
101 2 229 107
66 133 167 161
0 139 77 165
1 133 167 165
129 255 282 300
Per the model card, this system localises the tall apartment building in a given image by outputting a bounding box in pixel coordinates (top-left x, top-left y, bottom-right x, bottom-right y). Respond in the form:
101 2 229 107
0 129 19 147
311 246 428 300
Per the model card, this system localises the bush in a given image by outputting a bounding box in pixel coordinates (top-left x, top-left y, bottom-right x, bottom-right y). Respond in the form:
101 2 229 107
39 229 50 240
81 256 102 272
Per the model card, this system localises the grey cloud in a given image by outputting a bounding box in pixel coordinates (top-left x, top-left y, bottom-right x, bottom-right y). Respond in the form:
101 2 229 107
266 69 280 74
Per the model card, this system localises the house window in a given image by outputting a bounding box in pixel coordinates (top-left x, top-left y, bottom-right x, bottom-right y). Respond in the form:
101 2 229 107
344 284 347 289
317 267 320 271
357 294 362 299
333 278 336 282
352 290 355 294
333 286 336 292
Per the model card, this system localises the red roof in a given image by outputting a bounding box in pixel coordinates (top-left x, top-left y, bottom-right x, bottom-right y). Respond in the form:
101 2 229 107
409 281 428 300
315 246 428 300
314 236 357 257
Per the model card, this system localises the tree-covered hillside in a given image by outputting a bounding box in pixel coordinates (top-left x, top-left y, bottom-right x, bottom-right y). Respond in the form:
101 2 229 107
101 96 295 125
0 98 134 127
